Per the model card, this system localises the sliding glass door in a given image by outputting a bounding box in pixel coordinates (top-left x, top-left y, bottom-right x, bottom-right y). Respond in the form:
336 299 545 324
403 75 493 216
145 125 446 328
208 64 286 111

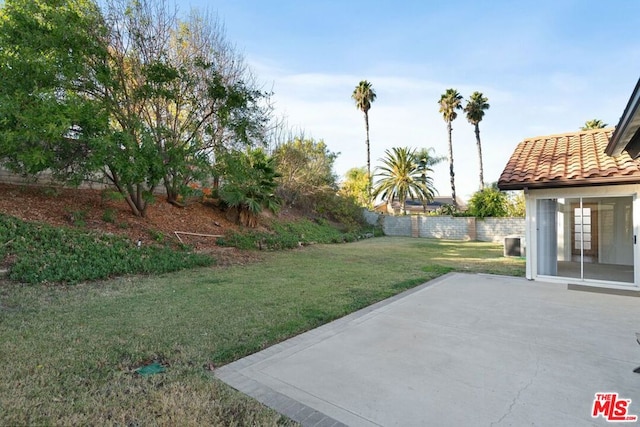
536 196 634 284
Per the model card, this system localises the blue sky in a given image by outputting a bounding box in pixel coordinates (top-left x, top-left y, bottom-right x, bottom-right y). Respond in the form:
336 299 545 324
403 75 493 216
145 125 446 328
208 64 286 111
177 0 640 201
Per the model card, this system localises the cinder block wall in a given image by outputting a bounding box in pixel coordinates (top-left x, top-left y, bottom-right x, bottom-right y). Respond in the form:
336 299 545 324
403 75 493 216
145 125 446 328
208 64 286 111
381 215 413 236
0 166 169 193
363 209 382 226
418 216 475 240
373 212 525 242
476 218 526 242
0 166 109 190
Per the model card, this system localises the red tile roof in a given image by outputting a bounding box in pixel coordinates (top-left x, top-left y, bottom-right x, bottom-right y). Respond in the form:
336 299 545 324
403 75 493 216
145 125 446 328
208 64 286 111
498 128 640 190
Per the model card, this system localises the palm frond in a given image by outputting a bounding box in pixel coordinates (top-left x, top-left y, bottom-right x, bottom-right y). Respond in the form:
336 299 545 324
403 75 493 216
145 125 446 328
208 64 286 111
438 88 463 123
372 147 437 213
464 91 490 125
352 80 376 113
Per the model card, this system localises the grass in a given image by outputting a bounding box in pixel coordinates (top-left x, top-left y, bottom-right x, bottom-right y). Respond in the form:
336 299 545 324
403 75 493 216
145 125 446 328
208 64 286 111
0 237 524 425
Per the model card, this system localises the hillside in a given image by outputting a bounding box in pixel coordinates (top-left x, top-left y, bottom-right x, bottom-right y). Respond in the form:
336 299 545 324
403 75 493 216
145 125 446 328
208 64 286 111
0 183 265 266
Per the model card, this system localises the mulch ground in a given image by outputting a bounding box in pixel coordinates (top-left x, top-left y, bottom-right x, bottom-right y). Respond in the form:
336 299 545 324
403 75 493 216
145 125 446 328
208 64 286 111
0 183 265 266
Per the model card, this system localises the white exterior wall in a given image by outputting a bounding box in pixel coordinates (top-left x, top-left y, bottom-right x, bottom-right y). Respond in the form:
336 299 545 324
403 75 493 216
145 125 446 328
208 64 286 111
525 184 640 288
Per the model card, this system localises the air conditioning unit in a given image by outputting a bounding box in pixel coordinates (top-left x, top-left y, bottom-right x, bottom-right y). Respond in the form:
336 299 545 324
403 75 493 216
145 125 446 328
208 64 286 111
504 235 525 257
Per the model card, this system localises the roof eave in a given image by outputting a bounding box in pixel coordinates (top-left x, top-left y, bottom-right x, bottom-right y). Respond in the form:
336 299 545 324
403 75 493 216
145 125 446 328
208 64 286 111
498 176 640 191
606 77 640 158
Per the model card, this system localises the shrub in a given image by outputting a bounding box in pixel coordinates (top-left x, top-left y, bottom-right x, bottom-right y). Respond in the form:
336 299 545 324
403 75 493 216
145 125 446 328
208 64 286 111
217 218 367 250
218 148 281 228
467 187 508 218
311 191 366 232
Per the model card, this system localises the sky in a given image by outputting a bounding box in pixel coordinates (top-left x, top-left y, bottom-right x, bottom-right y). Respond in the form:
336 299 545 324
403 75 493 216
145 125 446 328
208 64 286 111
175 0 640 202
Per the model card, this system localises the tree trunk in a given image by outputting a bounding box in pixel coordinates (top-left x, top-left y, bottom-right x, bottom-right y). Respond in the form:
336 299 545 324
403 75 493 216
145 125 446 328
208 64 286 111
124 194 143 217
104 166 145 217
134 184 147 217
475 123 484 189
447 121 457 210
164 174 181 205
364 110 371 202
422 172 427 213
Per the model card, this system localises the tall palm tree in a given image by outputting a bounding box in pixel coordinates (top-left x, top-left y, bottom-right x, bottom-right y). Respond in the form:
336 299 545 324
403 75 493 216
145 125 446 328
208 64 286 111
352 80 377 199
415 147 445 212
372 147 436 215
464 91 490 189
438 88 463 210
581 119 608 130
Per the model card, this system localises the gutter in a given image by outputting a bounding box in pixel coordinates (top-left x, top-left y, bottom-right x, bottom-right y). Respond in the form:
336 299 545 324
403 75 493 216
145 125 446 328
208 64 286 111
498 175 640 191
606 77 640 157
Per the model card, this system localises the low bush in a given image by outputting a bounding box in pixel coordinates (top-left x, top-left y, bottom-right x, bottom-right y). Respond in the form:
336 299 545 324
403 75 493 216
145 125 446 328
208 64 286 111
216 218 373 250
311 191 366 232
0 214 213 284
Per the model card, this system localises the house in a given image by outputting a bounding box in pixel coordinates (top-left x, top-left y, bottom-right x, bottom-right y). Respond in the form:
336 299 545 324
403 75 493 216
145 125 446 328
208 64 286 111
498 78 640 290
373 196 466 215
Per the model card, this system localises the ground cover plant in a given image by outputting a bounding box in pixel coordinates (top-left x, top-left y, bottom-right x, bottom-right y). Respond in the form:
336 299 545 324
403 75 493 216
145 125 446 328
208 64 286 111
0 237 524 425
0 214 213 284
217 218 379 250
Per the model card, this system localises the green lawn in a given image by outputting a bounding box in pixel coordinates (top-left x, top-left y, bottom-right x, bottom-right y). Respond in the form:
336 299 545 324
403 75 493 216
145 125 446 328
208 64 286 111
0 237 524 425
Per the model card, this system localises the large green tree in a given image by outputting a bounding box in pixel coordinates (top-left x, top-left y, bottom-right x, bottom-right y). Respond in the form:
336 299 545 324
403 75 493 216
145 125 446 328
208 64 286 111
351 80 376 199
372 147 436 215
581 119 608 130
464 91 490 189
0 0 270 216
273 137 338 208
438 88 463 210
505 190 525 217
95 0 270 212
467 185 508 218
339 167 370 207
0 0 107 179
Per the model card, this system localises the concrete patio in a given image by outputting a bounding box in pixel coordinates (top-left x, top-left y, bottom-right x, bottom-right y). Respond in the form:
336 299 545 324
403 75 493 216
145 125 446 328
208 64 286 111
215 273 640 426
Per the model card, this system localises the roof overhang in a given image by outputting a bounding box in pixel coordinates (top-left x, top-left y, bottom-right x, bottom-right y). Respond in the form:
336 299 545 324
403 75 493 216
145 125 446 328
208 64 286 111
606 77 640 158
498 176 640 191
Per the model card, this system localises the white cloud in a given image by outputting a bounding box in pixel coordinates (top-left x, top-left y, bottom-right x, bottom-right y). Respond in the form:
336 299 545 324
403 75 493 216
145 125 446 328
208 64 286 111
250 56 638 202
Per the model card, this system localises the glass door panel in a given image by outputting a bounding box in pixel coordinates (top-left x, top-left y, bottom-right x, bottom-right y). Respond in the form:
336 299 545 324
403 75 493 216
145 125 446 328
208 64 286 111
581 197 634 283
539 196 634 284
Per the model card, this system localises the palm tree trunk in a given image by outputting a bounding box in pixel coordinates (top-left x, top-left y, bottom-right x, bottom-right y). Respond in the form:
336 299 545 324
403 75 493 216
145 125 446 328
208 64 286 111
447 121 457 210
475 124 485 189
364 111 371 201
422 171 427 213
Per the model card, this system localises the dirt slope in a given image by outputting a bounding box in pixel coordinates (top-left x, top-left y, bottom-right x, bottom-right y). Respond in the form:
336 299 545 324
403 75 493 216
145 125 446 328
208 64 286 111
0 183 262 265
